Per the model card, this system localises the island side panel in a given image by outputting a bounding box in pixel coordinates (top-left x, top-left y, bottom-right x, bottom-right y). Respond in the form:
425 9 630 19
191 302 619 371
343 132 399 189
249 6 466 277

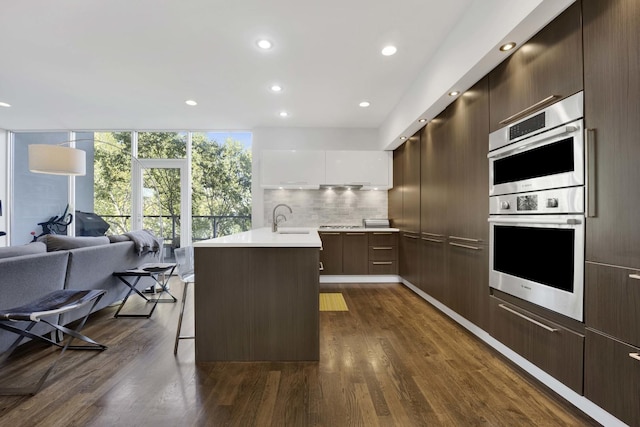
252 248 319 361
194 246 319 362
195 247 255 361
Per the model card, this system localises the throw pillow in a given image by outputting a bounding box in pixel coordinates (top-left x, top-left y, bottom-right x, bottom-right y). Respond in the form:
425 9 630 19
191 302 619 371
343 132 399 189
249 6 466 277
108 234 131 243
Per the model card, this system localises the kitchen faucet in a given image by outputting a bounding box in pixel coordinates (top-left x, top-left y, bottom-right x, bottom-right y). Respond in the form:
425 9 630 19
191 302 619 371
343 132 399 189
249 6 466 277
272 204 293 232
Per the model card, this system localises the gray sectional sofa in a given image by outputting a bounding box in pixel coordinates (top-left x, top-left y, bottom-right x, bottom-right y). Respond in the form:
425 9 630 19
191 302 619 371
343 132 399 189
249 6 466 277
0 239 158 353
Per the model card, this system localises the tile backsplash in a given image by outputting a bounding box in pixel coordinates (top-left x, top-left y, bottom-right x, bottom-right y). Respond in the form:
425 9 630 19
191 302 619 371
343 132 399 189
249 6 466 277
263 189 388 227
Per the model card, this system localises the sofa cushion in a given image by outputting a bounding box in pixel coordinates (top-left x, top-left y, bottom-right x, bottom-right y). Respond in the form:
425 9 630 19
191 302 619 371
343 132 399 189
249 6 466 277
38 235 110 251
0 242 47 259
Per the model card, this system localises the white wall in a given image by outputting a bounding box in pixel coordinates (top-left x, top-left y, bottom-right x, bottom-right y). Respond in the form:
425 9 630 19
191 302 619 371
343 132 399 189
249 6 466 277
252 127 382 228
0 130 7 246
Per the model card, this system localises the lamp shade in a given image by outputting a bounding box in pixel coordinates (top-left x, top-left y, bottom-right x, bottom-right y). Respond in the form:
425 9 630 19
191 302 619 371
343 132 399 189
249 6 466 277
28 144 86 176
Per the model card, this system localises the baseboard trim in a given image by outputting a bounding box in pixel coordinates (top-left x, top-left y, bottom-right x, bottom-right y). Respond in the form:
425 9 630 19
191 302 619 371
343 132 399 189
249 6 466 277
401 279 626 427
320 275 401 284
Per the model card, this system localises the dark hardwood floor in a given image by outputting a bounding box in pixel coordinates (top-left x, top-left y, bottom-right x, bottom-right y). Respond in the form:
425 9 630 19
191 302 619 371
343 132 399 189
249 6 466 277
0 281 597 426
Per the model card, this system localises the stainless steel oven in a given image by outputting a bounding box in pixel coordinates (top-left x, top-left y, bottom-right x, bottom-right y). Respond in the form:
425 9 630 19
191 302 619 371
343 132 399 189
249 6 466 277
489 91 584 196
488 188 584 321
488 92 585 321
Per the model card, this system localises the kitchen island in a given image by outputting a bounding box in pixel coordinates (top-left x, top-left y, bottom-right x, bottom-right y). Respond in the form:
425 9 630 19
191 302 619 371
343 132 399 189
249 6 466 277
193 228 321 362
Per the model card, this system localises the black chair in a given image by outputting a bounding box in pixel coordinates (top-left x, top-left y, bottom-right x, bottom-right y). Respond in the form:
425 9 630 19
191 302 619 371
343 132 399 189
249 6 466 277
0 289 107 395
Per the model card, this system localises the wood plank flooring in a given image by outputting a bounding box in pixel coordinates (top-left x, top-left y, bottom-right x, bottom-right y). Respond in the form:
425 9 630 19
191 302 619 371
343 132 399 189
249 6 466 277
0 281 598 426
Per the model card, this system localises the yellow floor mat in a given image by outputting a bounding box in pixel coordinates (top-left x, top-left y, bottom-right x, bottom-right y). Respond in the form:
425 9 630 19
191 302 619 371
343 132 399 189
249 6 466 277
319 293 349 311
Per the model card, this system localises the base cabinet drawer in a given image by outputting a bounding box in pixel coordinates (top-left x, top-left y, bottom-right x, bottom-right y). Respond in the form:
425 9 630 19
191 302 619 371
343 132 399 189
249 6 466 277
585 262 640 347
584 329 640 426
369 261 398 275
489 297 584 393
368 232 398 246
368 245 398 261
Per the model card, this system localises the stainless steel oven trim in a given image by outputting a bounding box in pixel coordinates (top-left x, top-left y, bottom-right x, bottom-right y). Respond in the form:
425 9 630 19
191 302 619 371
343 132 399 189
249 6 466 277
489 119 584 196
488 214 584 321
489 91 584 152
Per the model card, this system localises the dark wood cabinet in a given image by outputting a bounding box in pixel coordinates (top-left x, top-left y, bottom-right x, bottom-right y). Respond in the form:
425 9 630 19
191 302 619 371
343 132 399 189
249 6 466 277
448 241 489 330
585 262 640 348
490 296 584 393
342 232 368 275
583 0 640 269
418 237 447 304
388 145 404 230
403 133 421 234
447 78 490 244
399 232 419 286
584 328 640 426
368 232 398 274
420 112 449 239
319 232 342 275
488 2 583 132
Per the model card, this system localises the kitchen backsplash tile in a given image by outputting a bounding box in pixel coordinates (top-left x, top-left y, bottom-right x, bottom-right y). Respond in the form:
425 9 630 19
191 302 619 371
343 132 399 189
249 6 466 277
264 189 388 227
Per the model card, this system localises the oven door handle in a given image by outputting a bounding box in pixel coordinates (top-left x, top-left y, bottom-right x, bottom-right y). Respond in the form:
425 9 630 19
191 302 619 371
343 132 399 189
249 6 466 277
487 125 579 159
487 217 582 225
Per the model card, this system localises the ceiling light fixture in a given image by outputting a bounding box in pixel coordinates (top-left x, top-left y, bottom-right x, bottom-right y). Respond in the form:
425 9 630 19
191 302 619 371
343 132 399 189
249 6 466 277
257 39 272 50
381 45 397 56
185 100 198 106
418 118 427 123
499 42 517 52
449 91 460 97
270 85 282 92
0 102 10 107
279 111 289 117
359 101 370 108
400 136 407 140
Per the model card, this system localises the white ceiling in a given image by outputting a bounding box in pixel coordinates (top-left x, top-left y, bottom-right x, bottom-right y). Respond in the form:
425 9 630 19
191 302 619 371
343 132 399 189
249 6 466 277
0 0 573 147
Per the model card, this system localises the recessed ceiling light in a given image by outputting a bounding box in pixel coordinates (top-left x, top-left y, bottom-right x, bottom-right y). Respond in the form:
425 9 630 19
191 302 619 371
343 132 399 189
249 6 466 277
0 102 11 107
271 85 282 92
400 136 407 140
279 111 289 117
381 45 397 56
359 101 371 108
257 39 272 50
185 100 197 106
418 118 427 123
449 91 460 97
499 42 517 52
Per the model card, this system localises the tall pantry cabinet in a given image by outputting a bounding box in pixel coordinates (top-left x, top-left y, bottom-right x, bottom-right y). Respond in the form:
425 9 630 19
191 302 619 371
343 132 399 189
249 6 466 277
582 1 640 425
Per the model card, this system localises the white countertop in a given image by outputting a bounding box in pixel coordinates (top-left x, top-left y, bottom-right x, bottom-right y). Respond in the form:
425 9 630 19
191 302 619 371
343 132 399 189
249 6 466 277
194 227 322 248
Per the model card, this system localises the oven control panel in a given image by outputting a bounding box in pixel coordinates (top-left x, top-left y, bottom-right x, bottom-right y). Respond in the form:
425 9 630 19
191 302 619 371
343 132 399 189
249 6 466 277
489 187 584 215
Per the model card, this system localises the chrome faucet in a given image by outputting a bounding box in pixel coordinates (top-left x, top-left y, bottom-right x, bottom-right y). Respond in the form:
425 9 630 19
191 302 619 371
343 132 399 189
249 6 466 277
272 204 293 232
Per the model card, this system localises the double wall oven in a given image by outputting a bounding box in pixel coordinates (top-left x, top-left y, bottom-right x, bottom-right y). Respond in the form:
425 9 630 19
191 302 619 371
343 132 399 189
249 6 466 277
488 91 585 321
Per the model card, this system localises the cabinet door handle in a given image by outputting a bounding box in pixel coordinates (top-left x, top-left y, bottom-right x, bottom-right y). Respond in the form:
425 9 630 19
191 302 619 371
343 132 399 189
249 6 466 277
422 232 444 237
346 232 365 235
372 261 393 265
498 304 559 332
629 353 640 362
449 236 482 243
372 247 392 250
320 232 340 235
586 128 597 217
629 274 640 280
404 234 419 239
319 262 324 271
498 95 560 125
449 242 481 251
373 232 392 235
421 237 444 243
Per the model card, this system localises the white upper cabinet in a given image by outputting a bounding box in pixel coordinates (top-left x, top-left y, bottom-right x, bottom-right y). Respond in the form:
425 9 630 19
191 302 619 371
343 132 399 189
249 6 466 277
325 151 392 189
261 150 326 189
261 150 393 189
